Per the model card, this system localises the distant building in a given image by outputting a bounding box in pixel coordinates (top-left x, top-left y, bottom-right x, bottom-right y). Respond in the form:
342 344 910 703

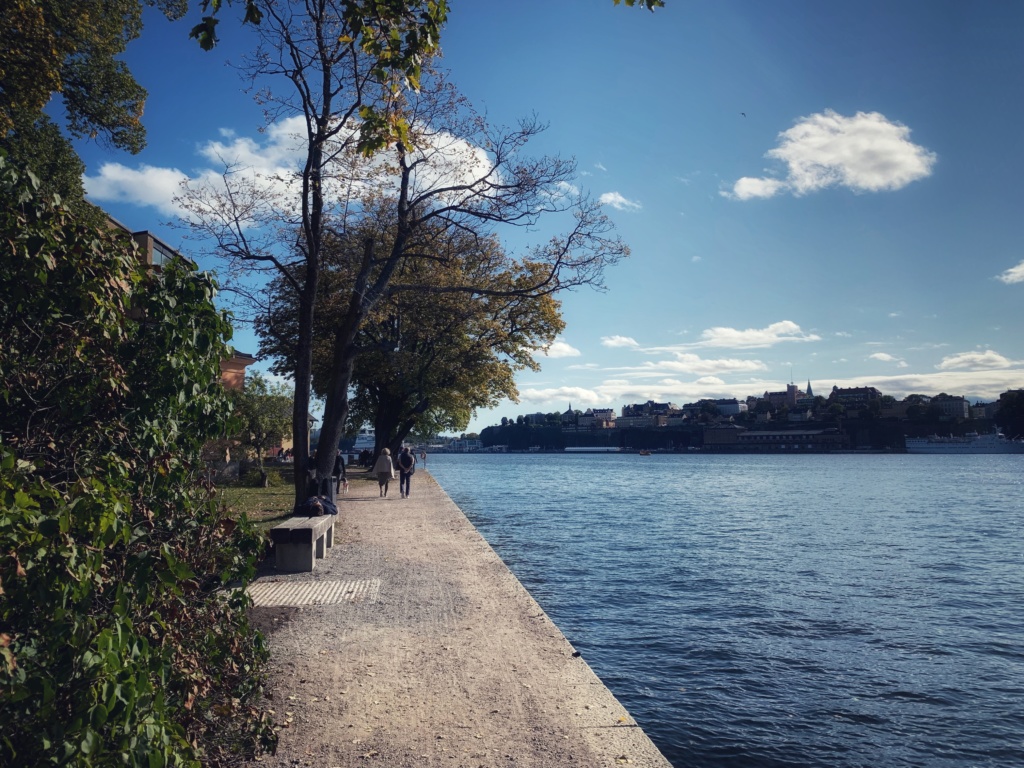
715 398 747 416
828 386 882 409
621 400 679 417
763 383 804 409
578 408 615 429
932 394 970 420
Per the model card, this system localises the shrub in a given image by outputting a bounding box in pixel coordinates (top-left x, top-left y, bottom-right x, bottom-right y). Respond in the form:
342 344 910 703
241 468 284 487
0 156 276 766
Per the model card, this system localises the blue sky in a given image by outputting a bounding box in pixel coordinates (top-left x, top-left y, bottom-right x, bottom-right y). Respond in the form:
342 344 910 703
77 0 1024 433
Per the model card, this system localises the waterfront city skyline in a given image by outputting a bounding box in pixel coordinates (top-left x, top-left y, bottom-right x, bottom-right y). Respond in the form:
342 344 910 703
76 1 1024 433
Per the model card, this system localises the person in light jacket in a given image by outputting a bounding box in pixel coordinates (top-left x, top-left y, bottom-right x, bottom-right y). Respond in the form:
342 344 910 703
372 448 395 498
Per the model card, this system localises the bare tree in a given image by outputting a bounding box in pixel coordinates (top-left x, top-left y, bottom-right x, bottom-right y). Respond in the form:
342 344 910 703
308 77 629 481
178 0 442 503
178 5 628 503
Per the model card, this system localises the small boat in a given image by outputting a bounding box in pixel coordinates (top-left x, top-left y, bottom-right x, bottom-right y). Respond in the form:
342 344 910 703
638 449 652 456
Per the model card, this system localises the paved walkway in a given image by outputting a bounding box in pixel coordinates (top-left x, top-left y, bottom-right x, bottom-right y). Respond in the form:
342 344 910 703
247 468 672 768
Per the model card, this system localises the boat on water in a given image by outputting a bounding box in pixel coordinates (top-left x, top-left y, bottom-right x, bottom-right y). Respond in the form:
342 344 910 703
904 431 1024 454
352 427 376 452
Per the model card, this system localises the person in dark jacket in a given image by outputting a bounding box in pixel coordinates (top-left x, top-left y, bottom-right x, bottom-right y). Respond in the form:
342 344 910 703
397 446 416 498
333 450 347 494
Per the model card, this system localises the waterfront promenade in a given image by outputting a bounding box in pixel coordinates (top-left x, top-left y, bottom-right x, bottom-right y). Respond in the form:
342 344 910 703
246 468 672 768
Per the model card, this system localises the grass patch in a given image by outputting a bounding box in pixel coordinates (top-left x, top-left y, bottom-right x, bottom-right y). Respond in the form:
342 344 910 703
218 484 294 528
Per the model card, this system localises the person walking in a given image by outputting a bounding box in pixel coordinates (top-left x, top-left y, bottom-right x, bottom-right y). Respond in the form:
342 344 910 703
334 449 348 495
372 448 395 498
397 446 416 498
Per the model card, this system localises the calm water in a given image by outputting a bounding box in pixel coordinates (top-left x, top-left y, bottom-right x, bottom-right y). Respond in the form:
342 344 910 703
426 453 1024 768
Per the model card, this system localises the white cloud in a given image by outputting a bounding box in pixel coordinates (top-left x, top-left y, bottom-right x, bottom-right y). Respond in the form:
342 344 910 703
598 191 642 211
601 335 640 348
869 352 909 368
835 331 853 337
691 255 702 263
85 115 501 223
198 115 308 173
594 163 607 172
936 350 1022 371
685 320 821 349
727 176 786 201
619 353 768 377
518 387 604 406
84 163 190 217
723 109 936 200
888 311 903 318
996 260 1024 284
543 339 582 358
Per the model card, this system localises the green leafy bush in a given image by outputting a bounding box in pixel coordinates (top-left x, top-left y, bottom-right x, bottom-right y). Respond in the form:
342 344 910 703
0 156 276 766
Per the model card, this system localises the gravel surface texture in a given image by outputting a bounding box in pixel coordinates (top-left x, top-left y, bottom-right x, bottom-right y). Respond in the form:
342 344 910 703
247 467 672 768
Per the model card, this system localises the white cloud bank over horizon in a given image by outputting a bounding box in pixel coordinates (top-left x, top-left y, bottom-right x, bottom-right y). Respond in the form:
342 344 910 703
724 110 936 200
513 367 1024 415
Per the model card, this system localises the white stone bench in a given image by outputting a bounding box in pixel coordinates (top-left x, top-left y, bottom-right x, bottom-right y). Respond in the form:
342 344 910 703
269 515 335 572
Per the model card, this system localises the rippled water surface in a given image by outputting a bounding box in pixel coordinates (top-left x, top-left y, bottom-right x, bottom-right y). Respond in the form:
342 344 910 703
426 453 1024 768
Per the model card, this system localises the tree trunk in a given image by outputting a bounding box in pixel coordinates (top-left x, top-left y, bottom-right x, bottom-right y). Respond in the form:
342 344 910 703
314 304 364 484
291 274 317 506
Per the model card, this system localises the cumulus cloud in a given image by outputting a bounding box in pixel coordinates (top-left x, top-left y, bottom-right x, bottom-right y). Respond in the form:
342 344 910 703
996 260 1024 284
936 350 1022 371
543 339 582 358
85 115 500 222
598 191 642 211
869 352 909 368
620 353 768 377
687 320 820 349
85 163 190 217
601 335 640 348
518 387 604 406
723 109 936 200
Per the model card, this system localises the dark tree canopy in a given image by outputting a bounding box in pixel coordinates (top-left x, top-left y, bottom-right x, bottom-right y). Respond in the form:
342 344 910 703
257 211 565 453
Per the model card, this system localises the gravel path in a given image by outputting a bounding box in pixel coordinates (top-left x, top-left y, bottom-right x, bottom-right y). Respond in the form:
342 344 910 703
247 468 672 768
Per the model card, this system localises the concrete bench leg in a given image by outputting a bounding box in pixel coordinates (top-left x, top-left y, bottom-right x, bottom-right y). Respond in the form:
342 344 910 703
315 532 326 559
277 542 315 572
326 523 334 549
